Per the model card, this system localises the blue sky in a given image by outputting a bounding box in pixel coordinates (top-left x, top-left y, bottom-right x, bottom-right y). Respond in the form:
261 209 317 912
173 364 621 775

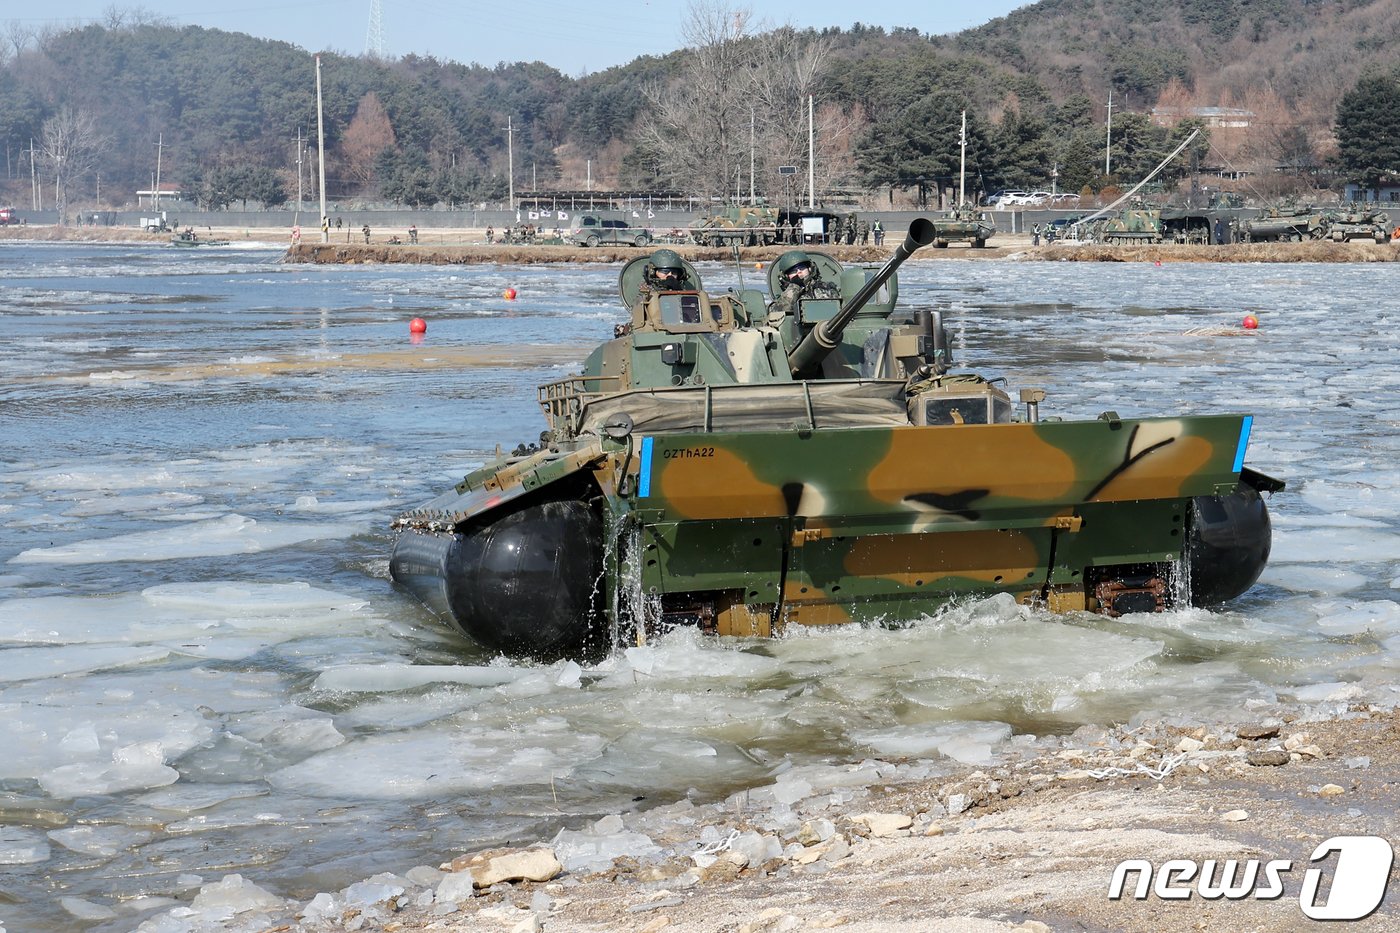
18 2 1033 74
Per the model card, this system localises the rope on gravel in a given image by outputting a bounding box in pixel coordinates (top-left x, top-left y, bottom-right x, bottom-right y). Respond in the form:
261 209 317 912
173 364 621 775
693 828 741 858
1084 751 1190 781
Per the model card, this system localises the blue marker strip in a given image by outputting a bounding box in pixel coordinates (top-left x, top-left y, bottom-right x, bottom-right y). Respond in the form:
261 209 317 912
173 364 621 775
1232 415 1253 473
638 436 654 497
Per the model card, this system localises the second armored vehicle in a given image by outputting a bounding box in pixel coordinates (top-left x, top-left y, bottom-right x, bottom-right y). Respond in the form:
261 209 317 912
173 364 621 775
930 205 995 248
1239 205 1329 242
689 205 781 247
1101 206 1164 244
391 220 1283 658
1325 205 1390 244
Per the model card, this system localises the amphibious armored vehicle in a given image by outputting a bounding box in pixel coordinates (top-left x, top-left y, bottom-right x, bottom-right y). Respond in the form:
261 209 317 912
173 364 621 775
391 219 1282 658
929 205 995 248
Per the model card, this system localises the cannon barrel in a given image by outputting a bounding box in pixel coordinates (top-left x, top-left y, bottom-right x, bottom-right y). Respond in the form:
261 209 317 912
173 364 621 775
787 217 937 377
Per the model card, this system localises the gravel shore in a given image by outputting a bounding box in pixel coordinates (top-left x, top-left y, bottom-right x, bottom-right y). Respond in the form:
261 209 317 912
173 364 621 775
116 706 1400 932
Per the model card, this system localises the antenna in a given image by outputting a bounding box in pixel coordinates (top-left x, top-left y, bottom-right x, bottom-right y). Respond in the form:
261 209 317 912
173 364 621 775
366 0 384 59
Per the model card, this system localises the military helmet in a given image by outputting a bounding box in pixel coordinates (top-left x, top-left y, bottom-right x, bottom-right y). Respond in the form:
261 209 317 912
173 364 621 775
775 250 812 275
650 248 683 270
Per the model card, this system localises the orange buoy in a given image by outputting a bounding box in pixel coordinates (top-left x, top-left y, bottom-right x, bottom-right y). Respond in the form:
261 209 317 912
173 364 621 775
503 288 518 300
409 318 427 333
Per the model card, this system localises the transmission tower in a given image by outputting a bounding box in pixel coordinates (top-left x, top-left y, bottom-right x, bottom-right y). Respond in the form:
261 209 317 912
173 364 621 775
365 0 385 59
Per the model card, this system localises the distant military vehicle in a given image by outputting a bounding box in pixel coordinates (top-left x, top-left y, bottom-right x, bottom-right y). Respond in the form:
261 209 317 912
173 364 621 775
689 205 781 247
930 205 995 248
1238 205 1329 242
568 212 653 248
1160 193 1247 244
390 219 1283 659
1325 205 1390 244
1101 206 1163 244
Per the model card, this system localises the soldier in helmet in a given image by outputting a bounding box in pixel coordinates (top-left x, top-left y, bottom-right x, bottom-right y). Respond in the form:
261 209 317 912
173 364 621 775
642 248 694 292
769 249 840 318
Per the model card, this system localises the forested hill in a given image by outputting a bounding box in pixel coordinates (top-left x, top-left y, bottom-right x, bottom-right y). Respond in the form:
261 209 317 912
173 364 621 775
1 0 1397 215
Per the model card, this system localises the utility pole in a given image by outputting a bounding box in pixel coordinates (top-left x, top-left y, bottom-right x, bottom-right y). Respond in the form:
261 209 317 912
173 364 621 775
749 108 755 205
154 133 163 210
296 127 303 213
315 54 328 243
958 110 967 207
505 116 514 209
807 95 815 209
1105 89 1113 178
29 138 37 210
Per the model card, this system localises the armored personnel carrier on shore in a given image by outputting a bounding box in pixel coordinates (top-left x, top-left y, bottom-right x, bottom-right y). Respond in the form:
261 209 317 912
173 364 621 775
1325 205 1390 243
1239 205 1329 242
688 205 781 247
390 219 1283 658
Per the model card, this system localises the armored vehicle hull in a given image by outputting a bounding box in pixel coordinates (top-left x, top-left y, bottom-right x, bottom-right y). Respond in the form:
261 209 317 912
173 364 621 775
391 220 1282 658
930 209 995 248
1240 207 1328 243
1327 207 1390 244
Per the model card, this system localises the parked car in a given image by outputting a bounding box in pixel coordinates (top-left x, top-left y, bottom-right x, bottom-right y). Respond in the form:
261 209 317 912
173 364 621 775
567 213 653 247
0 206 16 225
983 190 1028 208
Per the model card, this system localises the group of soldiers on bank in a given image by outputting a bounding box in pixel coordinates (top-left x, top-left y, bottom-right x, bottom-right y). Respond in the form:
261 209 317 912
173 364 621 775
774 215 883 246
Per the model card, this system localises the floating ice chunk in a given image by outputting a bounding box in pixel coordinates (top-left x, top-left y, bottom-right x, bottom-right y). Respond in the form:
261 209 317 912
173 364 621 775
226 707 345 753
9 513 367 564
136 783 269 814
40 740 180 798
551 826 661 873
0 826 50 864
851 721 1013 764
269 728 608 799
313 663 523 693
188 873 284 916
1314 600 1400 635
62 492 205 518
284 495 395 514
48 824 154 858
1270 526 1400 564
1260 564 1368 594
60 897 117 920
0 644 170 684
143 581 366 614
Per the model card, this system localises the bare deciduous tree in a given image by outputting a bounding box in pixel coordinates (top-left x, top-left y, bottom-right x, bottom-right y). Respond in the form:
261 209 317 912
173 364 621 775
40 106 108 225
640 1 837 202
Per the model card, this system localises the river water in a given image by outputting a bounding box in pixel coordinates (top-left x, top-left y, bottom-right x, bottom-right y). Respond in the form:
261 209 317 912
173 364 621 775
1 241 1398 930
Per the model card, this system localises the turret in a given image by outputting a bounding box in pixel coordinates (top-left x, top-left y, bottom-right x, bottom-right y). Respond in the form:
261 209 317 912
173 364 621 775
786 217 936 377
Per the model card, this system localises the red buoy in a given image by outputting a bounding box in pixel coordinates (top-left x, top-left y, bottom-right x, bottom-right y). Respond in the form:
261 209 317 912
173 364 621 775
1242 314 1259 330
503 288 518 300
409 317 427 333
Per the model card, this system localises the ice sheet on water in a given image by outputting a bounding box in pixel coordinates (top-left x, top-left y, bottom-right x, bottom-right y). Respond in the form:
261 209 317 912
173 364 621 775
1311 600 1400 636
268 726 609 799
284 494 396 515
62 492 205 517
9 513 367 564
313 662 523 693
41 740 180 798
0 582 369 647
1270 525 1400 564
1260 562 1369 595
48 824 154 858
0 827 50 864
1299 478 1400 520
850 721 1013 764
0 644 171 683
135 783 269 815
